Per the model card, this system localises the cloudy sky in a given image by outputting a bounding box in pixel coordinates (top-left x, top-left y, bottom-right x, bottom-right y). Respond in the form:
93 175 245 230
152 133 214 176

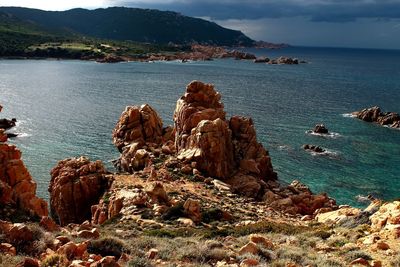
1 0 400 49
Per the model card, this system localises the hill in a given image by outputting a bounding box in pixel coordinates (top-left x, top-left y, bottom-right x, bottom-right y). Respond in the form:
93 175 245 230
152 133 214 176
0 11 61 56
0 6 254 46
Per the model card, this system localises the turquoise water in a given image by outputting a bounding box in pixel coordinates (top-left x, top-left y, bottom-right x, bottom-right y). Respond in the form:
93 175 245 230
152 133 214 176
1 47 400 206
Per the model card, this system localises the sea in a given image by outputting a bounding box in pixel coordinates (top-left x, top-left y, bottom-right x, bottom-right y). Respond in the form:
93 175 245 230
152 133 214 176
1 46 400 207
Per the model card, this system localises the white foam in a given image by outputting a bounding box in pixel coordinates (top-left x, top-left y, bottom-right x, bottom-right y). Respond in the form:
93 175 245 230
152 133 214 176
305 130 342 138
15 133 31 138
309 149 339 158
342 113 357 118
278 145 291 150
355 195 371 203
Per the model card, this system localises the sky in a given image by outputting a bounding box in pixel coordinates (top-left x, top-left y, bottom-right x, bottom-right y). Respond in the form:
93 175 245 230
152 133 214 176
1 0 400 49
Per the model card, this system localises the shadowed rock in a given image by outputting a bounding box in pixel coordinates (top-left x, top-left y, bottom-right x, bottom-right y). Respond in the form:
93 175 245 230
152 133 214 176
49 157 109 225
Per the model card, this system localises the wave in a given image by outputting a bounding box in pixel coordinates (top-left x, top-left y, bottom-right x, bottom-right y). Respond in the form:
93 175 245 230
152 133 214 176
305 130 342 138
309 149 340 158
355 194 374 204
278 145 291 151
14 133 31 138
342 113 357 118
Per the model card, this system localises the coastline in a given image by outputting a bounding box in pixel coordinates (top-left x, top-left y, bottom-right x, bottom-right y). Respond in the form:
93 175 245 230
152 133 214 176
1 81 400 266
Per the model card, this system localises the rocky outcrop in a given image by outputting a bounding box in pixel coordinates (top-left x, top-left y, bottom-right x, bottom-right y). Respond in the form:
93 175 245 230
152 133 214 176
0 106 48 218
112 104 174 173
0 118 17 130
174 81 276 197
264 180 337 215
269 56 299 65
112 104 164 152
174 81 226 151
370 201 400 238
49 157 110 226
313 124 329 134
353 106 400 129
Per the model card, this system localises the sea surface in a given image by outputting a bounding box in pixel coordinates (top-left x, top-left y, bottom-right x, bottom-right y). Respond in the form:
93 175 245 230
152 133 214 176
1 46 400 207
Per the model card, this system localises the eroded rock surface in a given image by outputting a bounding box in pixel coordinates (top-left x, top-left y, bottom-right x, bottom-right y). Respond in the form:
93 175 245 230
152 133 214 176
49 157 109 225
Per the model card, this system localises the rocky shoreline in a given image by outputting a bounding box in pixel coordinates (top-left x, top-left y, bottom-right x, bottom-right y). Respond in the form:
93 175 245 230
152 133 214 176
1 84 399 266
1 45 306 65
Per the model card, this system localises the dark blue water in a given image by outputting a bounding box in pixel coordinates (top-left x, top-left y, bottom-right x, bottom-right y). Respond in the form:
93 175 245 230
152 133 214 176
1 46 400 206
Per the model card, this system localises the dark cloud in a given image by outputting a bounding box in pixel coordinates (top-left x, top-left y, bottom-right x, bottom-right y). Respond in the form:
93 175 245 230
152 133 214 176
112 0 400 22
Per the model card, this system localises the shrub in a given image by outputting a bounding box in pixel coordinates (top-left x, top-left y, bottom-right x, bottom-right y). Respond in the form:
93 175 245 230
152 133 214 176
343 250 372 262
88 236 128 258
41 253 68 267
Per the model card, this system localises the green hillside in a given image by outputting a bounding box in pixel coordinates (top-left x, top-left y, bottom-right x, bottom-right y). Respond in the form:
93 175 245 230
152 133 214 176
0 7 254 46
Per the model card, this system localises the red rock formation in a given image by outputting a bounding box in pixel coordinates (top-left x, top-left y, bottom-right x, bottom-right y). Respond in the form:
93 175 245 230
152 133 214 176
174 81 276 197
230 116 276 180
49 157 109 226
174 80 226 151
112 104 163 152
112 104 174 172
0 106 48 217
178 118 235 179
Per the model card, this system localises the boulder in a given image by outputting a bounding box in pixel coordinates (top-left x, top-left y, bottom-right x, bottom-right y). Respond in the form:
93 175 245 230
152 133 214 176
112 104 163 152
16 257 40 267
49 157 109 226
40 216 60 232
144 182 169 204
313 124 329 134
238 242 259 255
183 198 201 223
0 243 16 256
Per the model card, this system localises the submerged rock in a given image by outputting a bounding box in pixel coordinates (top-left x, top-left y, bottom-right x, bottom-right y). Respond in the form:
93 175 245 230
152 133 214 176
303 144 326 153
49 157 109 225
